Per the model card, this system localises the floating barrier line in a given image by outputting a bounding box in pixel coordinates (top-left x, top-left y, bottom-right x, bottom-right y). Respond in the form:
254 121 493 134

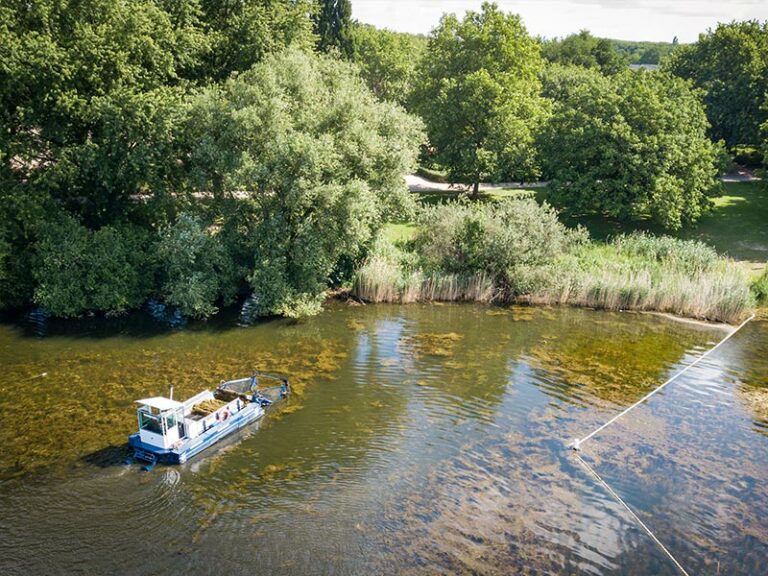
573 451 691 576
569 314 755 451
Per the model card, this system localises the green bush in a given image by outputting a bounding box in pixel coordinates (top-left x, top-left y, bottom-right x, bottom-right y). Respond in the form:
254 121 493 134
156 214 239 319
415 199 586 294
730 145 764 168
752 269 768 305
33 215 153 317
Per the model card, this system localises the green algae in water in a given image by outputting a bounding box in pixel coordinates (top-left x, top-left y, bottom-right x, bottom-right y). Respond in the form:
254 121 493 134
1 305 767 576
400 331 463 358
0 317 348 481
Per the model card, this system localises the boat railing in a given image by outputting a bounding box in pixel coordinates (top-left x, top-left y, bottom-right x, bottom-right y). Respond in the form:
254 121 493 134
219 370 290 395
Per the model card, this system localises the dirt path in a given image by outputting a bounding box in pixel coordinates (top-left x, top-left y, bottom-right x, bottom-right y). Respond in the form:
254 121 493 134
407 170 761 193
405 174 547 193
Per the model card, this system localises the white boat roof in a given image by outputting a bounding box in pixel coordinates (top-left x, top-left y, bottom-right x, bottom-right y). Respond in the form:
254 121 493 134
135 397 183 411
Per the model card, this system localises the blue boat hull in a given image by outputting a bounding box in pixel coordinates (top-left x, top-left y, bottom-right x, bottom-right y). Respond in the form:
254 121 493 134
129 403 264 465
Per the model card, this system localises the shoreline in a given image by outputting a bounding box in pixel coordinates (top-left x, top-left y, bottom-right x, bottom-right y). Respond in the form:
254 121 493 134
333 291 755 328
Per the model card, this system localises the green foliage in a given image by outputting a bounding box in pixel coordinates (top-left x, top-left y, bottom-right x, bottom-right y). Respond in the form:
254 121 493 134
611 39 677 65
0 0 324 317
32 215 153 317
354 216 754 323
610 232 719 275
664 21 768 147
415 199 586 294
542 30 627 75
729 145 764 169
156 214 238 318
185 49 424 317
752 269 768 305
49 86 190 224
412 2 548 192
0 183 50 309
539 66 719 230
350 24 427 105
189 0 316 82
314 0 353 57
1 0 316 224
0 0 193 226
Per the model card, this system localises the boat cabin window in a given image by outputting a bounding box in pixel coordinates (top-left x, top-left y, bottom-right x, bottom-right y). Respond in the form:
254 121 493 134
139 410 163 434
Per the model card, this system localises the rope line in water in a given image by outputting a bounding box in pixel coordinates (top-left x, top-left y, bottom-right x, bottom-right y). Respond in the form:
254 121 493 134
570 314 755 451
573 452 691 576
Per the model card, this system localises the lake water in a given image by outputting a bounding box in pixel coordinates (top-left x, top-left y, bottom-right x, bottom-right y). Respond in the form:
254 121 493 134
0 304 766 575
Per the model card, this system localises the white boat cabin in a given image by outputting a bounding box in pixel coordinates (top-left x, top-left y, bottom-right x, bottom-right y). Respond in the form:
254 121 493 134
135 397 184 449
136 389 250 450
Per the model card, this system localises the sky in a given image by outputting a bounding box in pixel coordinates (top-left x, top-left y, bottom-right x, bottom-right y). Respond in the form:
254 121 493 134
351 0 768 42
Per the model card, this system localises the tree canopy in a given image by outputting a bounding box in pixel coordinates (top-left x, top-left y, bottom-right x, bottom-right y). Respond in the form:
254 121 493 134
350 24 427 105
413 2 548 194
539 65 719 230
0 1 424 318
184 50 424 317
541 30 627 75
664 21 768 148
314 0 353 57
611 38 677 65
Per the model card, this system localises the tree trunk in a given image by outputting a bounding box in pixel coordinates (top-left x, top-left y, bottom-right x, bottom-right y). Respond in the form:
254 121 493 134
471 179 480 198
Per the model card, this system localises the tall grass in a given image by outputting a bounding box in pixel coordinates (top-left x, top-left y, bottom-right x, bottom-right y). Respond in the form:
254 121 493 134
354 255 496 304
526 258 753 323
352 230 755 324
752 268 768 305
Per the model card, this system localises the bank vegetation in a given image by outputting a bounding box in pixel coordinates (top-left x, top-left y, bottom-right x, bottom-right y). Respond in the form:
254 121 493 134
353 200 755 324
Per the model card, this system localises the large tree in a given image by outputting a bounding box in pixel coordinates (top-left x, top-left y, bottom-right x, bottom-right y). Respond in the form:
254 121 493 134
314 0 353 57
188 0 316 82
412 2 548 195
539 65 719 230
0 0 317 223
184 50 424 317
541 30 627 75
664 21 768 148
350 24 427 106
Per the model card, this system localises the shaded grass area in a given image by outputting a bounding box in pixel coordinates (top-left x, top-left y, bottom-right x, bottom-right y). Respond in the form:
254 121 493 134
557 181 768 269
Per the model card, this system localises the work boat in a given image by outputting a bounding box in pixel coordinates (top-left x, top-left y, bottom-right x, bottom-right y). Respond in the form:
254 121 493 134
128 371 289 469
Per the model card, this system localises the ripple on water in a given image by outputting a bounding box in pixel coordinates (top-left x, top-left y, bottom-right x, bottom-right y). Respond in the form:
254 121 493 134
0 307 766 576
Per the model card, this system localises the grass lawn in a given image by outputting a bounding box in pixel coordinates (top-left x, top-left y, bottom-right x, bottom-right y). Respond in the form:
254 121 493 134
386 180 767 272
556 181 768 271
382 222 418 244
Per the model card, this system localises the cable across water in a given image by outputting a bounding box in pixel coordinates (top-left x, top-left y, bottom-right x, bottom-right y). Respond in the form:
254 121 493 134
573 452 691 576
567 313 755 575
569 314 755 451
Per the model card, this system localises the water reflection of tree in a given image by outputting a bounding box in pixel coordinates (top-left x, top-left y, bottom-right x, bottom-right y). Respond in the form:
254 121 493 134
395 305 550 409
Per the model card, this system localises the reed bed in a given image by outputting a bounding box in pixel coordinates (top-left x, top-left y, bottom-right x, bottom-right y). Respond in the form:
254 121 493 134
526 263 753 323
352 233 755 324
354 256 496 304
